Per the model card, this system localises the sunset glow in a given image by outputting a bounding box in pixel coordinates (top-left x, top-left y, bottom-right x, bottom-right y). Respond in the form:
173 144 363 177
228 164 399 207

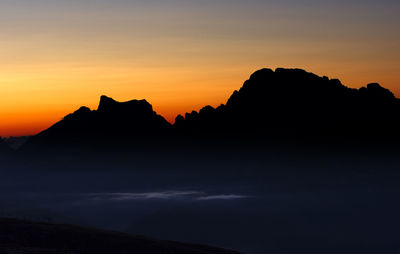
1 0 399 136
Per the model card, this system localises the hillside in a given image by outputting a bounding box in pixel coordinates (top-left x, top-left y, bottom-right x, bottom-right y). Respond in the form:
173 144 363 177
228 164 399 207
0 218 242 254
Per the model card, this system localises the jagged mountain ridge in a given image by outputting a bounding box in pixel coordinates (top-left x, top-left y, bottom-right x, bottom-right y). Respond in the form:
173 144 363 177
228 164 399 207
176 68 400 139
24 68 400 148
26 95 171 146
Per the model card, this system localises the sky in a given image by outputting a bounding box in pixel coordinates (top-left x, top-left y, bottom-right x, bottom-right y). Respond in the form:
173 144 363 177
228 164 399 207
1 0 399 136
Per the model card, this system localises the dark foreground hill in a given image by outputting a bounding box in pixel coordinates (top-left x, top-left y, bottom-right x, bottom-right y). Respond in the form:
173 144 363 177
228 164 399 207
22 68 400 151
0 218 242 254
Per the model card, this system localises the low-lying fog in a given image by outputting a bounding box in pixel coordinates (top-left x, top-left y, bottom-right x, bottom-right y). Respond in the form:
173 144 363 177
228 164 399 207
1 146 400 254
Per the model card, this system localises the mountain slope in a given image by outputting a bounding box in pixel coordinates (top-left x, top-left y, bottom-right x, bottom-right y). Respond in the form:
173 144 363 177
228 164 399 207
0 218 242 254
23 68 400 150
174 68 400 140
25 95 171 148
0 138 13 159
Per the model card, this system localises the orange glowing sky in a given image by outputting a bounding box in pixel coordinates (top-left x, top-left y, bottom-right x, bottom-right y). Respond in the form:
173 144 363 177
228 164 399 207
1 0 399 136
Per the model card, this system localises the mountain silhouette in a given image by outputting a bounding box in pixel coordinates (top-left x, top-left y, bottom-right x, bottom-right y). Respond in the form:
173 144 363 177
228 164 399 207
25 95 171 148
175 68 400 141
23 68 400 150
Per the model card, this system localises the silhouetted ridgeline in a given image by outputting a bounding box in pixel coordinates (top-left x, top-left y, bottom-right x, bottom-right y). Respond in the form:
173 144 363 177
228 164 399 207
22 68 400 151
24 95 171 149
175 68 400 141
